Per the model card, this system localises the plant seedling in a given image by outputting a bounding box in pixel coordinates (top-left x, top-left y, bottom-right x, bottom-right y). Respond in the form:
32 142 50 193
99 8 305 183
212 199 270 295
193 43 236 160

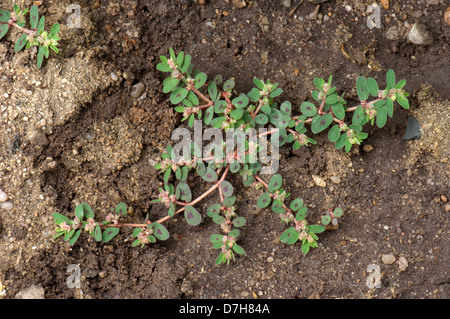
0 4 60 68
53 48 409 266
321 207 344 230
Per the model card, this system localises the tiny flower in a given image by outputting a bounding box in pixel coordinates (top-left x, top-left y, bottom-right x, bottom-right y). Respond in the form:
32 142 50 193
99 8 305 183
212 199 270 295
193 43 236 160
84 218 96 232
60 222 72 231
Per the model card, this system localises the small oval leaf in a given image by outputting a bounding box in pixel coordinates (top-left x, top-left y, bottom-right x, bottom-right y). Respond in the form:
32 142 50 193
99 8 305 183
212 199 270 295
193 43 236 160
184 205 202 226
102 227 120 242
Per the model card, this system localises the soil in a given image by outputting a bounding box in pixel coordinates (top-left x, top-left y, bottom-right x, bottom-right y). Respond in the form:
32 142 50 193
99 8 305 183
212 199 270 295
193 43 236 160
0 0 449 300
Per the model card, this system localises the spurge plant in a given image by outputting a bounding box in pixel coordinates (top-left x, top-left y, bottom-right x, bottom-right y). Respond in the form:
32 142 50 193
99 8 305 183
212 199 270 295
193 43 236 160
53 48 410 265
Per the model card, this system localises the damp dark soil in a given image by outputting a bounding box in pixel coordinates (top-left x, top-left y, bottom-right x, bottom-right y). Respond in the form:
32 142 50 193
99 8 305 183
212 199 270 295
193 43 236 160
0 0 449 299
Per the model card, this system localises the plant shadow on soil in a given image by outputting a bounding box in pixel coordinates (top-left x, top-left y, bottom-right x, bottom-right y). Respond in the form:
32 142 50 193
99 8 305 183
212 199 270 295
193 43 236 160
0 0 449 299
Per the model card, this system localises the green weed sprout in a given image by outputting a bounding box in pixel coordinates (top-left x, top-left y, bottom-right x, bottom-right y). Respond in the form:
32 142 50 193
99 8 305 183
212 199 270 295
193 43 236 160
52 48 410 266
0 4 60 68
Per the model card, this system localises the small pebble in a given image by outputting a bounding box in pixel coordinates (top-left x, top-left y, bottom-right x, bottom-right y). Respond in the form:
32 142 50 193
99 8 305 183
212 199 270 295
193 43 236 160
330 176 341 184
282 0 291 8
407 23 434 46
312 175 327 187
110 72 118 81
0 190 7 203
382 254 396 265
445 7 450 26
1 201 13 210
232 0 246 9
130 82 145 98
267 256 274 263
363 144 374 153
398 256 408 272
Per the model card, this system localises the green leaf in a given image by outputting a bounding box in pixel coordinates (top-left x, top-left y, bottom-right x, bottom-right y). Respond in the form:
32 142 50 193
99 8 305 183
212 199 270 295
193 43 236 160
290 198 303 212
356 76 369 101
187 90 199 106
94 224 102 242
352 106 365 125
321 215 331 225
333 207 344 218
176 182 192 202
223 197 236 209
230 108 243 120
280 101 291 115
302 241 310 255
163 77 180 93
395 79 406 89
184 205 202 226
37 15 45 34
69 230 82 246
42 45 49 58
386 69 395 88
376 105 388 128
308 225 326 234
213 75 223 85
202 167 218 182
311 113 333 134
14 34 28 52
328 124 341 142
295 206 308 221
228 229 240 238
210 233 224 243
220 180 233 197
270 88 283 98
102 227 120 242
176 51 184 66
331 102 345 120
268 174 282 192
366 77 379 97
74 204 84 220
313 78 325 90
232 244 246 255
207 203 221 217
156 62 170 72
170 87 188 105
253 78 264 90
325 94 338 105
248 88 261 102
223 78 235 92
81 203 94 219
115 202 127 216
152 222 170 241
261 103 272 114
215 253 225 265
386 98 394 117
257 192 272 208
194 72 207 89
230 162 241 173
0 25 8 40
53 213 71 225
181 54 191 73
0 10 10 22
300 102 317 117
271 201 286 214
204 106 214 125
280 227 299 244
212 214 226 225
30 5 39 29
208 81 218 101
255 114 268 125
50 45 59 54
232 217 246 228
50 23 60 37
397 96 410 109
232 95 249 109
